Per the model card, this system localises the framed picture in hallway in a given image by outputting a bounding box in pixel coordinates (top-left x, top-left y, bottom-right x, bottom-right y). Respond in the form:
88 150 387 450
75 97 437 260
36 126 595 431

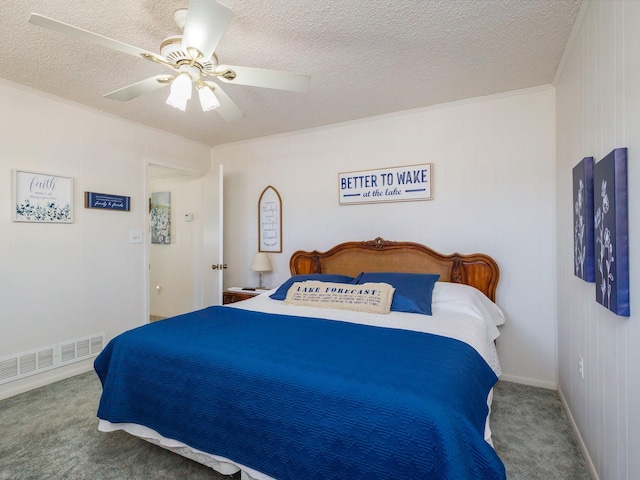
593 148 629 316
572 157 595 282
12 170 73 223
150 191 171 244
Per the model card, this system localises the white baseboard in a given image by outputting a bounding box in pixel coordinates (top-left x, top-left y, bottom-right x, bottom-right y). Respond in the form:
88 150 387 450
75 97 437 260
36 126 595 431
557 386 599 480
499 373 557 390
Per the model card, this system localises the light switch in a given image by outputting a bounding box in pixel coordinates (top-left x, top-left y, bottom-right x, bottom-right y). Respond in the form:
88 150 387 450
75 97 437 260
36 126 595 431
129 230 143 244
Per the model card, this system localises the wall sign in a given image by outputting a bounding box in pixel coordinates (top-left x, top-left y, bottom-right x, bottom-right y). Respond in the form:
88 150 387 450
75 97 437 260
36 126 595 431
12 170 73 223
339 163 432 205
258 186 282 252
84 192 131 211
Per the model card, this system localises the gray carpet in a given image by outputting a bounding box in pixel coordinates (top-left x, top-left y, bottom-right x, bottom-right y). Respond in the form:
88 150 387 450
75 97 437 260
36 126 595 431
491 381 591 479
0 372 591 479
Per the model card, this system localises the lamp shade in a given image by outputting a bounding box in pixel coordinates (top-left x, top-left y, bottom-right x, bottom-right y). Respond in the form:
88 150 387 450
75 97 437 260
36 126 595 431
166 72 192 111
198 84 220 111
171 72 192 100
166 93 188 111
250 252 272 272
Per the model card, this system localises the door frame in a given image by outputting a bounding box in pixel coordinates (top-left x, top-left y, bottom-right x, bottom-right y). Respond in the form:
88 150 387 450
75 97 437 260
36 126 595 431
144 160 213 323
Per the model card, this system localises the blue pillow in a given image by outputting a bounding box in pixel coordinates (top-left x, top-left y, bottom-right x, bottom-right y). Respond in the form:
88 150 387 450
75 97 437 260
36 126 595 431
270 274 356 300
354 272 440 315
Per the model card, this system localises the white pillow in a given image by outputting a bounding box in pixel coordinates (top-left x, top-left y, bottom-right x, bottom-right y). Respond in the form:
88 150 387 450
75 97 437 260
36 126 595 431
432 282 506 326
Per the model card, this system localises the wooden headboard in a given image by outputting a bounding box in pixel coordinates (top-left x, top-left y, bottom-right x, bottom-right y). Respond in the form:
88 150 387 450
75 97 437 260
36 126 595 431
289 237 500 302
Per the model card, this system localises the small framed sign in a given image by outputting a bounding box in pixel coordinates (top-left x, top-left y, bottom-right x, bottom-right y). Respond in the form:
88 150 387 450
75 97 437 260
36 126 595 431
85 192 131 211
339 163 433 205
12 170 73 223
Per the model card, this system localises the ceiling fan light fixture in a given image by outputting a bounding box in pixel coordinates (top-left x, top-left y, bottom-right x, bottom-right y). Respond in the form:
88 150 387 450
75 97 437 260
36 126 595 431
166 92 188 111
170 72 192 100
198 84 220 111
27 4 307 123
166 72 193 111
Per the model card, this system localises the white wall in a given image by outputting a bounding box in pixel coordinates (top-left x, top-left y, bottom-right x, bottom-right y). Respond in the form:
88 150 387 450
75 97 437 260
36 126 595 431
213 87 558 387
555 1 639 479
0 81 211 399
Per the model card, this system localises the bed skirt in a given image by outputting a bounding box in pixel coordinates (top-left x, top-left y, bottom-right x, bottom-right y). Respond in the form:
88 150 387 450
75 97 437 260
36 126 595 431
98 420 272 480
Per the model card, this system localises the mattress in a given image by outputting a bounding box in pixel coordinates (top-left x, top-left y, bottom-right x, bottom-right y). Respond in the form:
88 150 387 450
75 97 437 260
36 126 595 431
96 282 506 480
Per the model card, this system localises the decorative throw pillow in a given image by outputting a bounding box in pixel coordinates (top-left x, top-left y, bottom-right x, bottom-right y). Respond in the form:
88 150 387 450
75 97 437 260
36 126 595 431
354 272 440 315
270 274 356 300
283 281 395 314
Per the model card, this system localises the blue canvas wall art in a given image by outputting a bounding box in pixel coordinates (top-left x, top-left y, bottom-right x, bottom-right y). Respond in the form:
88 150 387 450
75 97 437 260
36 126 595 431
573 157 595 282
594 148 629 316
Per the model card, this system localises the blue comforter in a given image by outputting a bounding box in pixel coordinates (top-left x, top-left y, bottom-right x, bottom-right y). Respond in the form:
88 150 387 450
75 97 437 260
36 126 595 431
94 306 505 480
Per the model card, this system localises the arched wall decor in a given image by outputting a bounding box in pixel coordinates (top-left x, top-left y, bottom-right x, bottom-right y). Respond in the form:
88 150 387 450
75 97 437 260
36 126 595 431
258 186 282 253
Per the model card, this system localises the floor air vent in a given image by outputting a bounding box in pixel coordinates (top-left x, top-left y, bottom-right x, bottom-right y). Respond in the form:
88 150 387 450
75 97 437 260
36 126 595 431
0 345 56 384
0 333 105 385
60 334 105 366
0 358 18 382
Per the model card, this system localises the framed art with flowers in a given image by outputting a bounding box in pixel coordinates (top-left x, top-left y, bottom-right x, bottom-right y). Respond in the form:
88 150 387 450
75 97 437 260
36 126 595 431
12 170 73 223
573 157 595 282
593 148 629 316
150 191 171 244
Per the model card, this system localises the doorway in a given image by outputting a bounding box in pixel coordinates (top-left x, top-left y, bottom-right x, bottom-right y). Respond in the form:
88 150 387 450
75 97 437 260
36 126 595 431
146 164 205 322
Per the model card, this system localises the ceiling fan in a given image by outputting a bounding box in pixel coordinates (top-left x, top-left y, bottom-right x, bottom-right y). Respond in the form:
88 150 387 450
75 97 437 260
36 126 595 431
28 0 311 122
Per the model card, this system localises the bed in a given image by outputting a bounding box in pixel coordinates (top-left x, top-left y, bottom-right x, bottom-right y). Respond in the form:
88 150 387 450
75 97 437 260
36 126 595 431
94 237 506 480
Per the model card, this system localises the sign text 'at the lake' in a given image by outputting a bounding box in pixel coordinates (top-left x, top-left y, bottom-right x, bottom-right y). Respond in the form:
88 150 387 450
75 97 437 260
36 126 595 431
339 163 432 205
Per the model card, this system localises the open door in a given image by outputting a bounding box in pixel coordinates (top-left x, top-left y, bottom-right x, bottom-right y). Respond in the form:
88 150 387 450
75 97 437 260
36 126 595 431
201 163 225 307
211 164 225 305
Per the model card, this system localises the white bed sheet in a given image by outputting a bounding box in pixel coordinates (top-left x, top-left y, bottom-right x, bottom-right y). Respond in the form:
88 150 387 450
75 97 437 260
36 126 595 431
98 420 268 480
99 281 504 480
231 282 504 376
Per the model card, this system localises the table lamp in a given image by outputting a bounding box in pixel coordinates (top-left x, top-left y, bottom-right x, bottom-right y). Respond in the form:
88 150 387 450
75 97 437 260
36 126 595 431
250 252 272 290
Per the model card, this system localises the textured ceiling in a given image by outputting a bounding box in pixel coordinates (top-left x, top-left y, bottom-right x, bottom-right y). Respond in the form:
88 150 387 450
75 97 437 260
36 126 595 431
0 0 582 147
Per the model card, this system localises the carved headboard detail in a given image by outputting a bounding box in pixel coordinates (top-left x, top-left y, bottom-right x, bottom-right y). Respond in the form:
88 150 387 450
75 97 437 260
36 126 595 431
289 237 500 302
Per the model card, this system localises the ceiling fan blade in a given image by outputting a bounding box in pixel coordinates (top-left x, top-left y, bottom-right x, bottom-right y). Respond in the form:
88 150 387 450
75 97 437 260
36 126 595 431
182 0 233 60
104 75 172 101
28 13 159 60
215 65 311 92
207 83 244 122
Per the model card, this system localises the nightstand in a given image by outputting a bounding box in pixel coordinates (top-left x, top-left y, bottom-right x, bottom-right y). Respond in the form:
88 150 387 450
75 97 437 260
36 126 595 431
223 289 262 305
